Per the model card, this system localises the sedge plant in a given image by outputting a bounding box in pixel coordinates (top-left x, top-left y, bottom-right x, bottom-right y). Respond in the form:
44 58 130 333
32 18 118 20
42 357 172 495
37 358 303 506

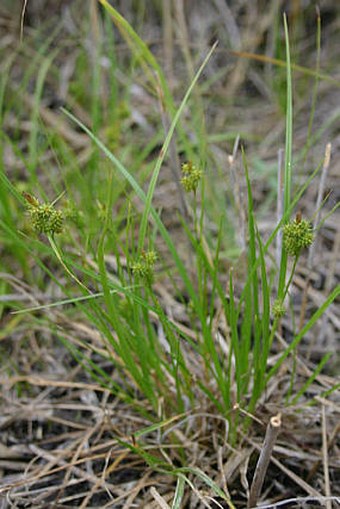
1 6 339 499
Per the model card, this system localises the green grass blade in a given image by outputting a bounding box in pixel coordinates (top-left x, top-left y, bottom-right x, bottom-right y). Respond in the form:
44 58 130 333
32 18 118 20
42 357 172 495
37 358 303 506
289 351 332 406
173 466 234 507
256 229 271 368
243 149 259 394
277 13 293 299
138 42 217 253
238 158 324 313
228 269 241 402
172 476 185 509
267 285 340 382
98 0 168 96
61 109 204 322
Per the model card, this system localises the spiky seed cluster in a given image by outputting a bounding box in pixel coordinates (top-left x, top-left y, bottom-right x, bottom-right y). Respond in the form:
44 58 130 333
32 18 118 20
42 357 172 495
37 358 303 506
24 193 64 235
180 161 202 193
142 250 157 266
272 299 286 319
283 218 313 257
131 250 157 285
30 204 63 235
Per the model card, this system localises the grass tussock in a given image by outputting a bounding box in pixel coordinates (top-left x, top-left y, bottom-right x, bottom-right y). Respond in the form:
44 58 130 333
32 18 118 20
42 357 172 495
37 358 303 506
0 1 339 507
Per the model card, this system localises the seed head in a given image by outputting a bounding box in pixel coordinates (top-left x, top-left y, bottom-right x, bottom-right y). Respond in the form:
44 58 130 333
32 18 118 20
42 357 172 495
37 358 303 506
272 299 286 319
180 161 202 193
141 250 157 266
25 194 64 235
283 218 313 257
131 250 157 285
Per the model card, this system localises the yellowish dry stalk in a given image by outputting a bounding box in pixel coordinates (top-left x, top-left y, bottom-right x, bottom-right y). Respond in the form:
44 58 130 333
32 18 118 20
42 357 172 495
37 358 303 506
321 405 332 509
299 142 332 332
248 413 282 508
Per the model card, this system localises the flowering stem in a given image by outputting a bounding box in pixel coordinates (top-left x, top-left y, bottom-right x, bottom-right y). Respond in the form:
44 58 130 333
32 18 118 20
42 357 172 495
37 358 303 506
48 235 89 293
283 255 298 301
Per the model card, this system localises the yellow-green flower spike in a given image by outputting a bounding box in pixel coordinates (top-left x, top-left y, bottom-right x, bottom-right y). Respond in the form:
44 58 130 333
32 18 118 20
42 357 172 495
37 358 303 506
180 161 202 193
142 250 157 266
24 194 64 236
131 261 148 278
272 299 286 319
283 218 313 257
131 250 157 285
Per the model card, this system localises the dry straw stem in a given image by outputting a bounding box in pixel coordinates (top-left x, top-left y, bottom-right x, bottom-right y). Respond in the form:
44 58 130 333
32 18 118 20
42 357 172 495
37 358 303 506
247 413 282 508
20 0 28 42
150 486 171 508
308 142 332 268
321 405 332 509
228 135 246 251
298 142 332 330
